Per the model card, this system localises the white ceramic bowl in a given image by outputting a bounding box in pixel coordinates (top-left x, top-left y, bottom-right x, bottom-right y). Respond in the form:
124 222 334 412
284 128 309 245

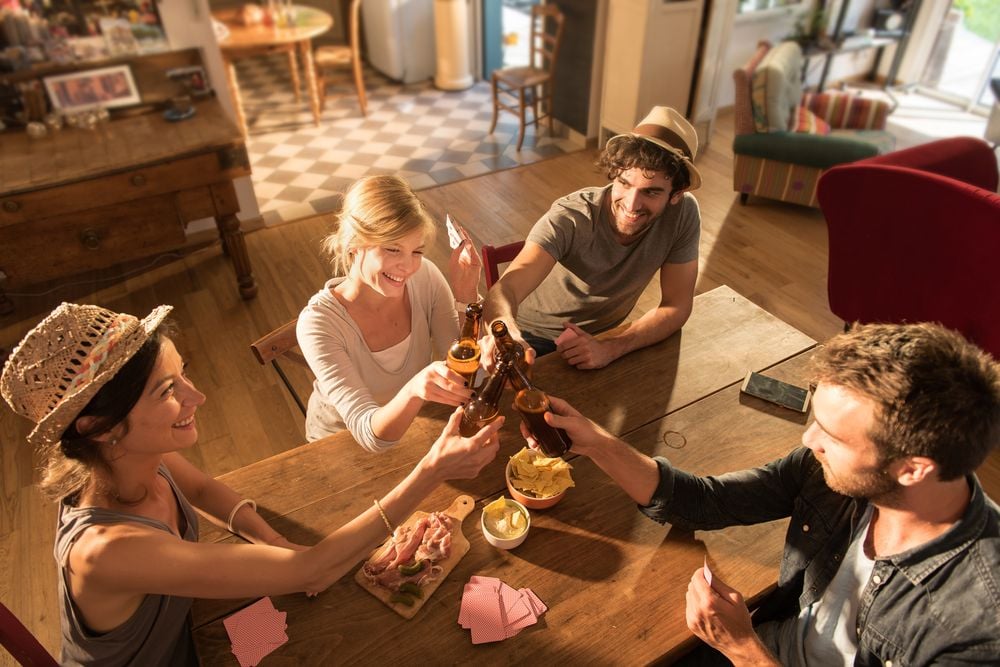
480 498 531 550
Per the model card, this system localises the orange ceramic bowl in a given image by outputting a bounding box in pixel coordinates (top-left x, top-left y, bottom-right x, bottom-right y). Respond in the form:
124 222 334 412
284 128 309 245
505 459 567 510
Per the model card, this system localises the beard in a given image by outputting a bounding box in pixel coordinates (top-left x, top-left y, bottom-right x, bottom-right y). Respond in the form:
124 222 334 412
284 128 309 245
819 458 901 502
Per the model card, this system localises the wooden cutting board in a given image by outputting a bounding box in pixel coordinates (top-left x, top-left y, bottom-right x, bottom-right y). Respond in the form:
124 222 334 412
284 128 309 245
355 494 474 619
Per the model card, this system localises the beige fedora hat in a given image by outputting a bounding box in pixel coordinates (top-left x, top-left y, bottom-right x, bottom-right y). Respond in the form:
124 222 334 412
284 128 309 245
606 106 702 191
1 303 172 448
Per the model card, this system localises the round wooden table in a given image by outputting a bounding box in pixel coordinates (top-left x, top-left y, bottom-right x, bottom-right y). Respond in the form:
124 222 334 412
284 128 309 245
213 5 333 135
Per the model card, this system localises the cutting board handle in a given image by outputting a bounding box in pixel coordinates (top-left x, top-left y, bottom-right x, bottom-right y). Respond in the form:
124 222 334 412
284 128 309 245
446 495 474 522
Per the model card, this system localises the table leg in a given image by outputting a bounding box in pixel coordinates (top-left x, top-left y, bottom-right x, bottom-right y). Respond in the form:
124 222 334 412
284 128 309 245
299 40 321 126
287 47 301 104
223 57 249 137
214 213 257 299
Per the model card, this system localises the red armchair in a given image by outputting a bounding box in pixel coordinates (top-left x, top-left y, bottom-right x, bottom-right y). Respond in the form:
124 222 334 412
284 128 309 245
817 137 1000 357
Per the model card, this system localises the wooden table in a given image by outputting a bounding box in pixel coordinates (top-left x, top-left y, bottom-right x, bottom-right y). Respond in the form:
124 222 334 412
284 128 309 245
192 285 817 663
0 97 256 314
213 5 333 135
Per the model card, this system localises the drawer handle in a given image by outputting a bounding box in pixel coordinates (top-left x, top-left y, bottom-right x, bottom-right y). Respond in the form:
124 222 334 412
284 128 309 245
2 200 19 213
80 229 101 250
130 174 147 187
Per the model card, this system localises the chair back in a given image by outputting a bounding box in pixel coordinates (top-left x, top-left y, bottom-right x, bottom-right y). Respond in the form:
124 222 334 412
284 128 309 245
481 241 525 289
818 137 1000 358
250 319 312 416
732 41 771 136
529 3 565 76
0 601 58 667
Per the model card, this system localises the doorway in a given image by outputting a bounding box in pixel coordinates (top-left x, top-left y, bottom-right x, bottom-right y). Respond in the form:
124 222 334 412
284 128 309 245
918 0 999 112
481 0 538 77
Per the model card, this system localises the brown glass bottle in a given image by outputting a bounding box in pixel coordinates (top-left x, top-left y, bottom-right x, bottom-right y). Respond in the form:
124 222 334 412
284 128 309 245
509 364 571 457
459 358 510 437
446 301 483 386
490 320 528 374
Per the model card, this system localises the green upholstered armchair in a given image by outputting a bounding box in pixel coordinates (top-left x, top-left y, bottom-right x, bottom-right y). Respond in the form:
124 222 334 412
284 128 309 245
733 41 895 207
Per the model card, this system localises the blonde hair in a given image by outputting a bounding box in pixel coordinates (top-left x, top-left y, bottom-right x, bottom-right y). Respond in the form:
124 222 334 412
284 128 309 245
323 175 436 276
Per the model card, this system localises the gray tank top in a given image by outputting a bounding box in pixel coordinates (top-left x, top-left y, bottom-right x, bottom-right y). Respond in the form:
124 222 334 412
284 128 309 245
54 464 200 666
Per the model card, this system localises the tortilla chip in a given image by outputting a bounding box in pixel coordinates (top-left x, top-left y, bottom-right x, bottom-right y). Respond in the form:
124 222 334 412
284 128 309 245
509 447 574 498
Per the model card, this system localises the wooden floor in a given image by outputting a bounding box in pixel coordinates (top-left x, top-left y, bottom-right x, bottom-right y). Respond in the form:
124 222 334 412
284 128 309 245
0 108 848 659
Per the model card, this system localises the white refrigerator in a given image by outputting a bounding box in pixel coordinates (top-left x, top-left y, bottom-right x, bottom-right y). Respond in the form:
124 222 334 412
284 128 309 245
361 0 436 84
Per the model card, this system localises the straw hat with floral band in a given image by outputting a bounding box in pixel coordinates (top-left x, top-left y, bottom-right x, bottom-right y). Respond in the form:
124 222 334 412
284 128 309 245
605 106 702 192
1 302 172 449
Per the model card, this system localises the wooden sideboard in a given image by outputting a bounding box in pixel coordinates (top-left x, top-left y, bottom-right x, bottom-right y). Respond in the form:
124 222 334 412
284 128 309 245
0 96 257 314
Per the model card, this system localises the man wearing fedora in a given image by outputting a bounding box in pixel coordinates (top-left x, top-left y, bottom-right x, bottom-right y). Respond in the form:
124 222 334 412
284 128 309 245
483 106 702 369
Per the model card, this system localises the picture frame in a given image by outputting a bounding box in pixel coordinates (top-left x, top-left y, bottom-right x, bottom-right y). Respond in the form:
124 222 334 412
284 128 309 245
166 65 212 97
42 65 142 113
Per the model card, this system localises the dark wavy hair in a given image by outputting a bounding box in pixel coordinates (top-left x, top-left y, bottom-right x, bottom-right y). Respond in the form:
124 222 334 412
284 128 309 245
811 322 1000 481
597 135 691 197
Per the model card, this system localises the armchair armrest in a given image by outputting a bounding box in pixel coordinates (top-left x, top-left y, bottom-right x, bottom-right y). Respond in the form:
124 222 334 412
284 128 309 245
802 91 890 130
858 136 999 191
734 131 880 170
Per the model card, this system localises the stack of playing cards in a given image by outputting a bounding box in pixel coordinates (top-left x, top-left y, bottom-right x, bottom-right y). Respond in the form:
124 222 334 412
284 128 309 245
223 597 289 667
458 575 547 644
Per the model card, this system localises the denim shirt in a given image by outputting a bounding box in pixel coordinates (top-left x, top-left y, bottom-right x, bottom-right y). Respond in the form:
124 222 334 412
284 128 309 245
640 447 1000 665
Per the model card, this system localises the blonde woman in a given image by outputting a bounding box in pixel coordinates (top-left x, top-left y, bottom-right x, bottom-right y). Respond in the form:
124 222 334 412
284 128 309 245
0 303 501 666
297 175 482 447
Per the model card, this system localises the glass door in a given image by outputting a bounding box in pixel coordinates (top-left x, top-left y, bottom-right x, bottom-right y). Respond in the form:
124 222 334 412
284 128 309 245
919 0 1000 113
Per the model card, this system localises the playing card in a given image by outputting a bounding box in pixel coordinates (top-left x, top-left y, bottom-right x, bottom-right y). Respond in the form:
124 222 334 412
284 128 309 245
704 556 717 592
446 214 465 249
224 597 289 666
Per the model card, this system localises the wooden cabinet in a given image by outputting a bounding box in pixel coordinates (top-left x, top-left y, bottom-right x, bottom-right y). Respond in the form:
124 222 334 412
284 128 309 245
599 0 706 142
0 97 256 314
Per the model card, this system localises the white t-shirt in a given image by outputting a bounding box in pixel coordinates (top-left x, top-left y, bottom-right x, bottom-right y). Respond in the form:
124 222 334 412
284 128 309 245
757 506 876 666
297 258 459 450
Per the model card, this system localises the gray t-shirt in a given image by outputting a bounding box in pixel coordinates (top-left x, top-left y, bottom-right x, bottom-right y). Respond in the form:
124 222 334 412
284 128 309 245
517 184 700 341
54 464 199 666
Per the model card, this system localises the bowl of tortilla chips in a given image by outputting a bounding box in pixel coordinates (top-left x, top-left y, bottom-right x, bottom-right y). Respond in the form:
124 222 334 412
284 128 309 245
505 447 574 510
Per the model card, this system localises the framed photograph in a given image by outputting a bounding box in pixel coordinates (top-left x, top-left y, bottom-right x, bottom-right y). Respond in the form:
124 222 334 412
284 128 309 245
166 65 212 97
43 65 141 113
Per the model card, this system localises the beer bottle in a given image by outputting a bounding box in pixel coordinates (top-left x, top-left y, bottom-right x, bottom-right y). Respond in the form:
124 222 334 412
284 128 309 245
489 320 528 373
446 301 483 387
508 364 572 458
459 357 510 437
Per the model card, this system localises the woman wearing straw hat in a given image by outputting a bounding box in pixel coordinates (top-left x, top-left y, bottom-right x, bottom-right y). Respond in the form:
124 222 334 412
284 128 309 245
483 106 702 371
1 303 501 666
297 175 482 447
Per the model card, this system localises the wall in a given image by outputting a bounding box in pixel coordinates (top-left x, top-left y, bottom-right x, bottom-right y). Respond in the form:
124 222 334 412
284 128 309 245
159 0 260 230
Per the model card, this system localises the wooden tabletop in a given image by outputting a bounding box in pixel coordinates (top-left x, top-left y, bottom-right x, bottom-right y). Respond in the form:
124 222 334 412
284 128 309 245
213 6 333 51
0 97 243 195
192 285 817 663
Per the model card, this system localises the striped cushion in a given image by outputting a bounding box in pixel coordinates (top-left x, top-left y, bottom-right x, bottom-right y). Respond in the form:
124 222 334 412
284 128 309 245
802 92 889 130
794 107 831 135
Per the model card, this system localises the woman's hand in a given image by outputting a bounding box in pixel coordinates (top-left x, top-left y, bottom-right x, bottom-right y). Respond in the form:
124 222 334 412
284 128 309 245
447 222 482 304
406 361 474 406
423 407 503 481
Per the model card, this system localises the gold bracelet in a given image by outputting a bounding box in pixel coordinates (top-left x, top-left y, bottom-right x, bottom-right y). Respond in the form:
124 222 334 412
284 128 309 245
226 498 257 534
373 498 394 537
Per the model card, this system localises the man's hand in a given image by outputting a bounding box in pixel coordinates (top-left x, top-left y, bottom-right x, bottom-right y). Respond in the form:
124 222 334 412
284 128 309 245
685 567 778 666
555 322 617 370
519 395 615 457
481 323 536 373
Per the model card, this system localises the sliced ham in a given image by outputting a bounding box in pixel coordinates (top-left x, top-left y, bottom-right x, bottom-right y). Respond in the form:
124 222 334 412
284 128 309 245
362 511 455 591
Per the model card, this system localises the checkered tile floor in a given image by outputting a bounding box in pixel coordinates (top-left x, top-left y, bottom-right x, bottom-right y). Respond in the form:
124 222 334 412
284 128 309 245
235 54 579 226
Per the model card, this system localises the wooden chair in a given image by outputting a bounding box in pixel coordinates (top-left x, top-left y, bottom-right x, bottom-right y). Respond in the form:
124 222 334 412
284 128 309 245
250 319 311 416
0 601 58 667
315 0 366 115
481 241 525 289
488 3 565 150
